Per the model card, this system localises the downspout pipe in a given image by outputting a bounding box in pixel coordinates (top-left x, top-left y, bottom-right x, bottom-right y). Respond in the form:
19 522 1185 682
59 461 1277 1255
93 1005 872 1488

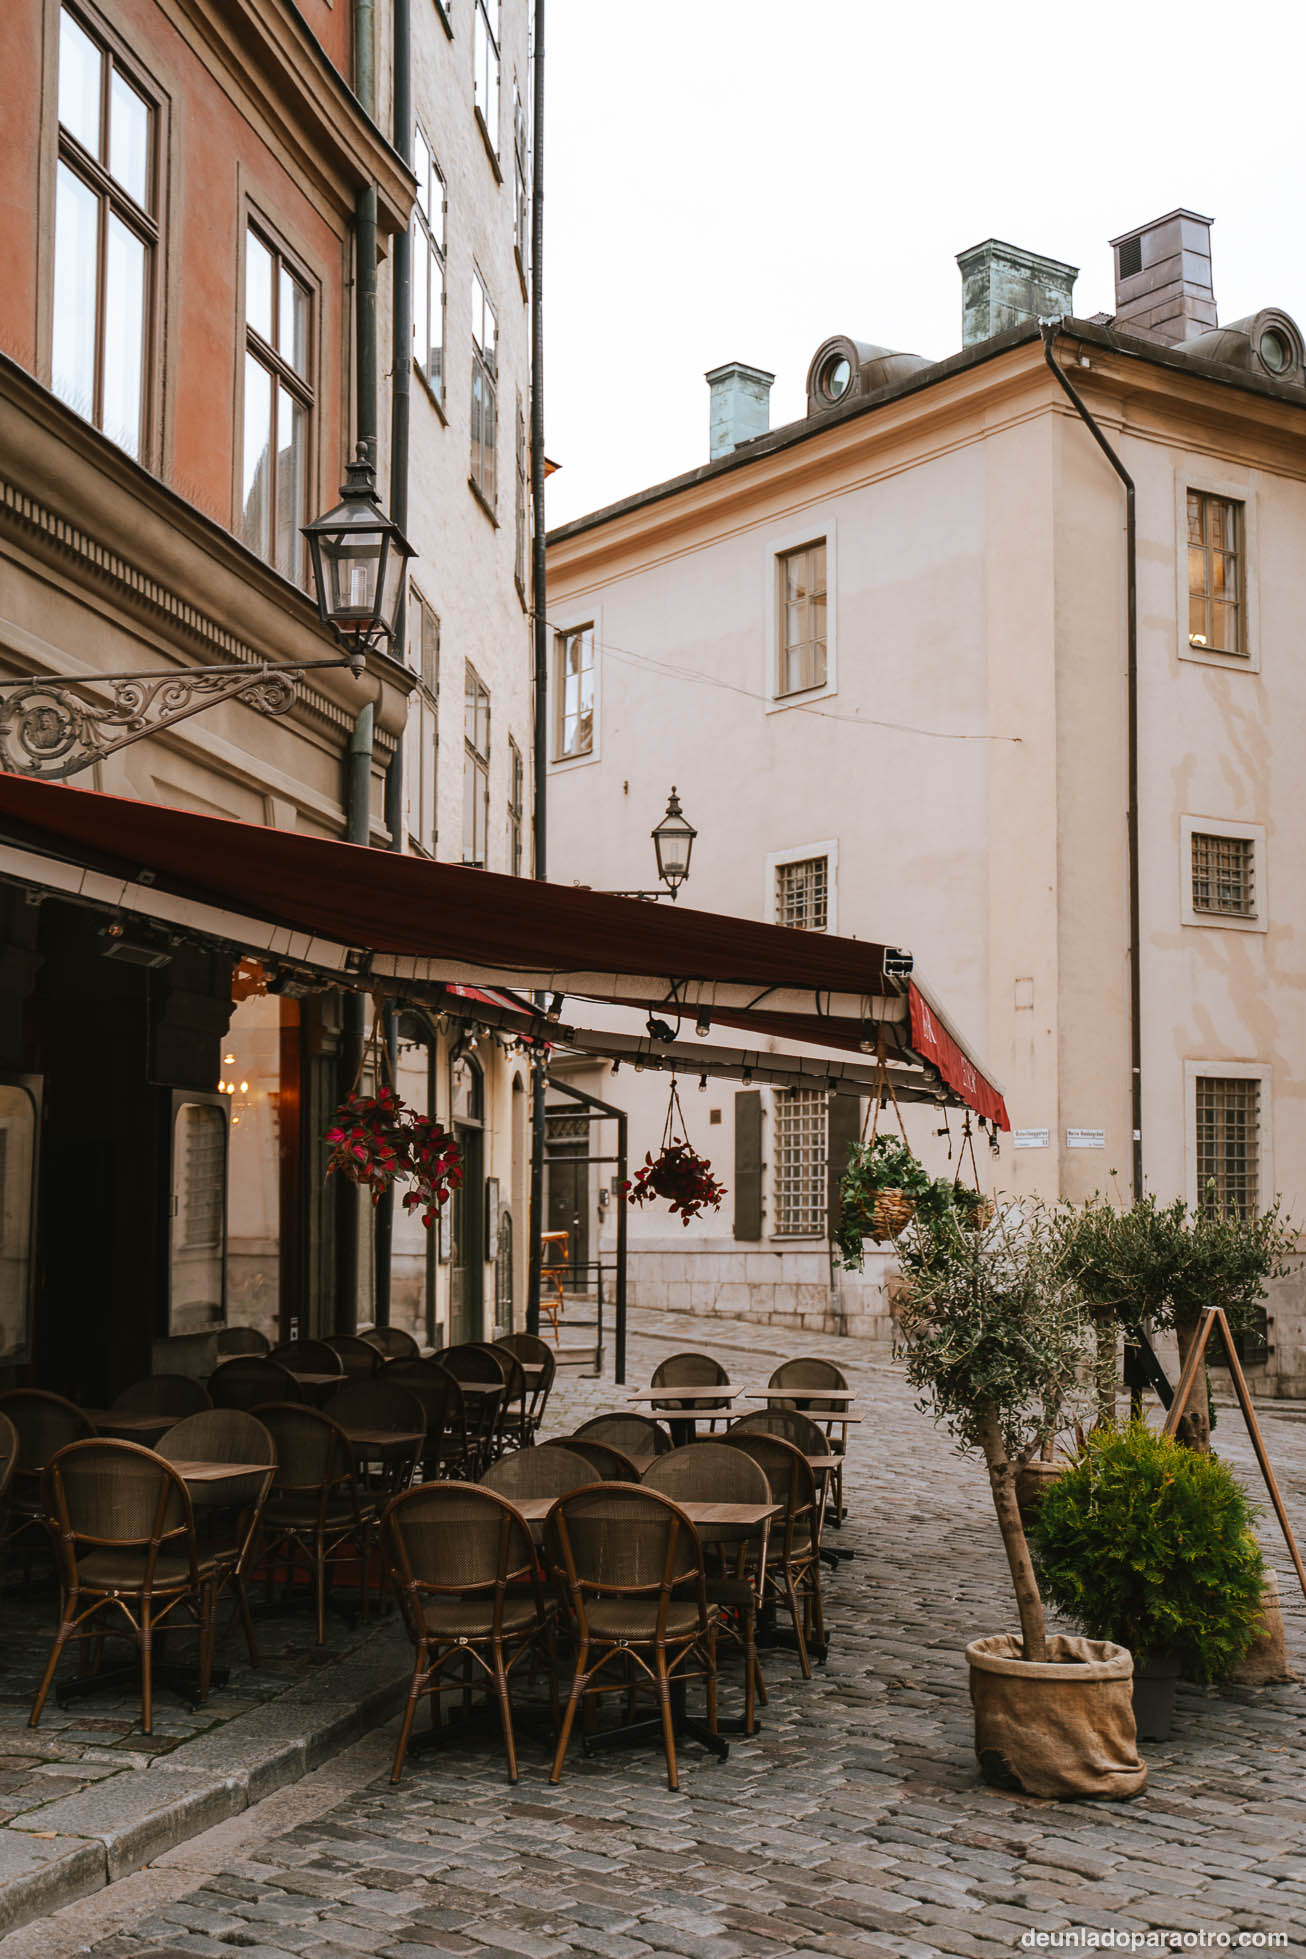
526 0 547 1340
352 0 376 120
1039 321 1142 1204
374 0 413 1329
335 702 373 1334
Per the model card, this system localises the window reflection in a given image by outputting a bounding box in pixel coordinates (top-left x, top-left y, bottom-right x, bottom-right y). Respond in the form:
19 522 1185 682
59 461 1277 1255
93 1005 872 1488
170 1101 227 1334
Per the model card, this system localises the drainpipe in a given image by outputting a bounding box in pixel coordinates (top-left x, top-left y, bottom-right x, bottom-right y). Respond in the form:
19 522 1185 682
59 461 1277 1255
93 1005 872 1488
373 0 413 1330
526 0 547 1340
1039 321 1142 1204
334 703 373 1334
352 0 376 118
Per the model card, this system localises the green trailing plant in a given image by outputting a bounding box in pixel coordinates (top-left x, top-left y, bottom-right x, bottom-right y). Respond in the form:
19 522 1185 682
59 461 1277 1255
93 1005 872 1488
1054 1192 1298 1450
1030 1419 1265 1681
835 1133 991 1271
894 1201 1094 1662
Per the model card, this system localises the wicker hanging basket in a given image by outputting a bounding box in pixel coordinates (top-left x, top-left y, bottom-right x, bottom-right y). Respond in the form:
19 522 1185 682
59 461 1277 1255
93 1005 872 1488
867 1188 916 1243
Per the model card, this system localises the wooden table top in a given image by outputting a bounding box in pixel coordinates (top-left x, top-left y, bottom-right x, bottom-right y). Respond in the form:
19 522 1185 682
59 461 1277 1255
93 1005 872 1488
342 1427 425 1452
285 1372 345 1387
82 1410 178 1435
510 1494 779 1528
627 1387 740 1404
746 1387 859 1402
164 1459 270 1484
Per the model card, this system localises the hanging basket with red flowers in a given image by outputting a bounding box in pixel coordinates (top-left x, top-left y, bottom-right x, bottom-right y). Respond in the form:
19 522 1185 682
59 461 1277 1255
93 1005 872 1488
323 1003 463 1228
619 1079 727 1227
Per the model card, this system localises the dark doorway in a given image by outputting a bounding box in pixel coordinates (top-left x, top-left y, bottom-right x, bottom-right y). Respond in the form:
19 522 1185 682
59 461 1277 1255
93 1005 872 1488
449 1050 484 1344
545 1108 589 1286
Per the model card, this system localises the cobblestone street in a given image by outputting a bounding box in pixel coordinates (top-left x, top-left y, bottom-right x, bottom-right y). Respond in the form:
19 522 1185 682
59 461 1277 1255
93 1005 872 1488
15 1308 1306 1959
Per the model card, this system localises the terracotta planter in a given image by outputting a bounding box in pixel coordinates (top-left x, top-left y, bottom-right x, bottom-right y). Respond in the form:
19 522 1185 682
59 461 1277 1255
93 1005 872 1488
966 1633 1147 1800
1015 1458 1064 1528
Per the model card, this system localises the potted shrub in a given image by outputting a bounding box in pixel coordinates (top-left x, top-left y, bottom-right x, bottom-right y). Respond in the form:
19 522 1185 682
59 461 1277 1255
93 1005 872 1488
895 1202 1147 1799
1030 1419 1265 1739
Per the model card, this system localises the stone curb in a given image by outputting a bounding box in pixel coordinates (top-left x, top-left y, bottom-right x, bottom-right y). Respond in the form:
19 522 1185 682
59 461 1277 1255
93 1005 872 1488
0 1625 410 1937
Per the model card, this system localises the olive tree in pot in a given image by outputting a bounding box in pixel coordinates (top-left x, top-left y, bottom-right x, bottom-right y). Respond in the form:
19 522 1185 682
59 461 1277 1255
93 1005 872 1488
895 1202 1147 1799
1030 1420 1265 1740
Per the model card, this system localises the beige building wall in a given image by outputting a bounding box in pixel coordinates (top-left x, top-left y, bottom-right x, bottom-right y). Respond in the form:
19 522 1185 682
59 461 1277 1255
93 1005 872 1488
547 333 1306 1385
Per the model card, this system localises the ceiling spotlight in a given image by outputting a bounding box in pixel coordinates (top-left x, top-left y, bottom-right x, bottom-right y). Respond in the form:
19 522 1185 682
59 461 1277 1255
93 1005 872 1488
698 1075 708 1093
546 992 564 1021
646 1016 676 1043
695 1013 711 1038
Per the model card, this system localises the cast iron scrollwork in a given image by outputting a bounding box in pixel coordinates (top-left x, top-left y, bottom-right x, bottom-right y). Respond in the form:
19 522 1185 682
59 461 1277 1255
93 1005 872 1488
0 663 308 781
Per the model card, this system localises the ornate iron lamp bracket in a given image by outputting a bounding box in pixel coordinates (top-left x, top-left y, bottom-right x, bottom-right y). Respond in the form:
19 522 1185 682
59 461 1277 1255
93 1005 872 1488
0 656 353 782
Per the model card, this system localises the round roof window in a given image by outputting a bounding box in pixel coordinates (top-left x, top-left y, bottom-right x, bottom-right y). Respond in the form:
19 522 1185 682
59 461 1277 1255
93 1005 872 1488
821 354 852 402
1259 328 1291 375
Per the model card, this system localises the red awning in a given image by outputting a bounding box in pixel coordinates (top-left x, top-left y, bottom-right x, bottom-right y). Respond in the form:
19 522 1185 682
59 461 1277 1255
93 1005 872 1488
0 774 1009 1127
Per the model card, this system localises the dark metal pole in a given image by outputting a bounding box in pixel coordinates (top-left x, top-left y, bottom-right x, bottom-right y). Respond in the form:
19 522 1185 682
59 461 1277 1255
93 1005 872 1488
336 703 373 1333
374 0 413 1329
1040 323 1142 1203
526 0 548 1341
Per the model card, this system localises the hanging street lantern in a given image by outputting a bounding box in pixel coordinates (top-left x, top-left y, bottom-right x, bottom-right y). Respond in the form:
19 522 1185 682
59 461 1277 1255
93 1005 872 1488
302 443 416 675
651 786 696 900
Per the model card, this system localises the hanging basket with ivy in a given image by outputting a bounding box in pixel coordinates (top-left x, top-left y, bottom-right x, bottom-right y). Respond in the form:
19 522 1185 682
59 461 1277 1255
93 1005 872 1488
620 1078 727 1226
835 1057 992 1271
323 1003 463 1227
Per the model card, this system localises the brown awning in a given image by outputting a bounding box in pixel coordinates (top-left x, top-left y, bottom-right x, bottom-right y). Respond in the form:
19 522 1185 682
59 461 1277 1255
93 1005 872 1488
0 774 1009 1127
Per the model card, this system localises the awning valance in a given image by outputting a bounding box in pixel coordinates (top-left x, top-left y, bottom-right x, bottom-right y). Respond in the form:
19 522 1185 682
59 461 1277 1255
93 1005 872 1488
0 774 1009 1128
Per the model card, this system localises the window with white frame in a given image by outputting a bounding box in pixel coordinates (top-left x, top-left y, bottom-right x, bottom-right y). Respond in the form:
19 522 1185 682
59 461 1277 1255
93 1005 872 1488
515 394 527 595
474 0 500 154
1191 831 1255 919
772 1089 828 1236
776 856 828 932
1187 490 1244 656
470 270 497 506
463 663 490 868
777 540 827 696
241 223 313 586
554 624 594 759
512 82 529 269
508 737 524 876
53 5 160 461
405 587 438 853
1195 1074 1260 1220
412 127 445 406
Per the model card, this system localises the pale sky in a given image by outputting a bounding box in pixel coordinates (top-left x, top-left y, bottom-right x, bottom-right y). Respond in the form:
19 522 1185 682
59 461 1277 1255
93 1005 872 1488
542 0 1306 529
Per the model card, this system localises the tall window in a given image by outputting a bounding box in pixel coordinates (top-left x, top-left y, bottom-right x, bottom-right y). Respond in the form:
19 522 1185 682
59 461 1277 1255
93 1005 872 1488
777 541 827 695
406 588 439 853
776 856 828 932
474 0 500 153
508 738 524 876
1187 491 1243 655
242 225 313 584
52 6 159 460
412 127 445 406
1191 832 1255 918
515 395 528 595
1195 1075 1260 1220
463 664 490 868
512 83 530 268
773 1090 828 1236
470 271 497 506
554 624 594 759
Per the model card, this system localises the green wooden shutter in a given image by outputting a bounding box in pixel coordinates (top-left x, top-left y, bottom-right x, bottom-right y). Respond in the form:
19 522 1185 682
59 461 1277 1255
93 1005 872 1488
733 1090 763 1240
826 1094 862 1237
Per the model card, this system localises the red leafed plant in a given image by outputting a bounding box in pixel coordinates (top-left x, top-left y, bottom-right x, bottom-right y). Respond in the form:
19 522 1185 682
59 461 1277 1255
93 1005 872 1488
325 1083 411 1206
620 1080 726 1227
403 1112 464 1228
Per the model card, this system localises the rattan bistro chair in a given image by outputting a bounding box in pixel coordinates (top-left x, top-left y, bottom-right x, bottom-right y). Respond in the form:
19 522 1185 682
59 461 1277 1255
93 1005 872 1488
546 1484 719 1791
437 1347 506 1476
564 1438 641 1483
494 1333 556 1441
158 1409 275 1667
323 1334 384 1382
643 1442 771 1736
469 1343 529 1457
723 1433 826 1676
215 1325 271 1358
322 1379 428 1497
0 1390 96 1577
113 1375 213 1419
573 1413 672 1459
0 1411 17 1505
481 1445 594 1502
650 1352 732 1431
254 1405 377 1644
768 1357 852 1524
384 1359 473 1480
30 1439 215 1734
360 1324 421 1361
210 1356 300 1412
383 1482 559 1785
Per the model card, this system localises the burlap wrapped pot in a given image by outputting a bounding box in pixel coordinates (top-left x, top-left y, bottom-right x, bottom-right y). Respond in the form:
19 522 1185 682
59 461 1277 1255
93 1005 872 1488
966 1633 1147 1800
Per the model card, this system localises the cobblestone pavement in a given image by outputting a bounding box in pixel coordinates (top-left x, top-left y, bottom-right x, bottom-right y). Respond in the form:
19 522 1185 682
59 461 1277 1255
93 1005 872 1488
57 1309 1306 1958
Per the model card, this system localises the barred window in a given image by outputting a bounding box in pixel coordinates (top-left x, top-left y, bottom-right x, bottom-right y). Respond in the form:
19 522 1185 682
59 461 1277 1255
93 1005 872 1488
776 856 828 932
1195 1076 1259 1220
777 540 827 695
772 1090 828 1236
1187 491 1243 655
1192 832 1255 917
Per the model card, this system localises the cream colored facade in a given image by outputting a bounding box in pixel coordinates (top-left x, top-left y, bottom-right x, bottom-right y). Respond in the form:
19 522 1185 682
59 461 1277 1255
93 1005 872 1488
546 319 1306 1390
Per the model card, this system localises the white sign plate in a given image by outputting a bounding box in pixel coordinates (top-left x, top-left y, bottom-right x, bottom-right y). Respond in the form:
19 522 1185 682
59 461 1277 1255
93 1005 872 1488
1066 1128 1106 1149
1013 1128 1050 1149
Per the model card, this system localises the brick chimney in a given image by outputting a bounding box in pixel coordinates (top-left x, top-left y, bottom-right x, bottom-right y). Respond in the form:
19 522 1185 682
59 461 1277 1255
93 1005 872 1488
1110 210 1216 345
706 362 774 460
957 239 1079 347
